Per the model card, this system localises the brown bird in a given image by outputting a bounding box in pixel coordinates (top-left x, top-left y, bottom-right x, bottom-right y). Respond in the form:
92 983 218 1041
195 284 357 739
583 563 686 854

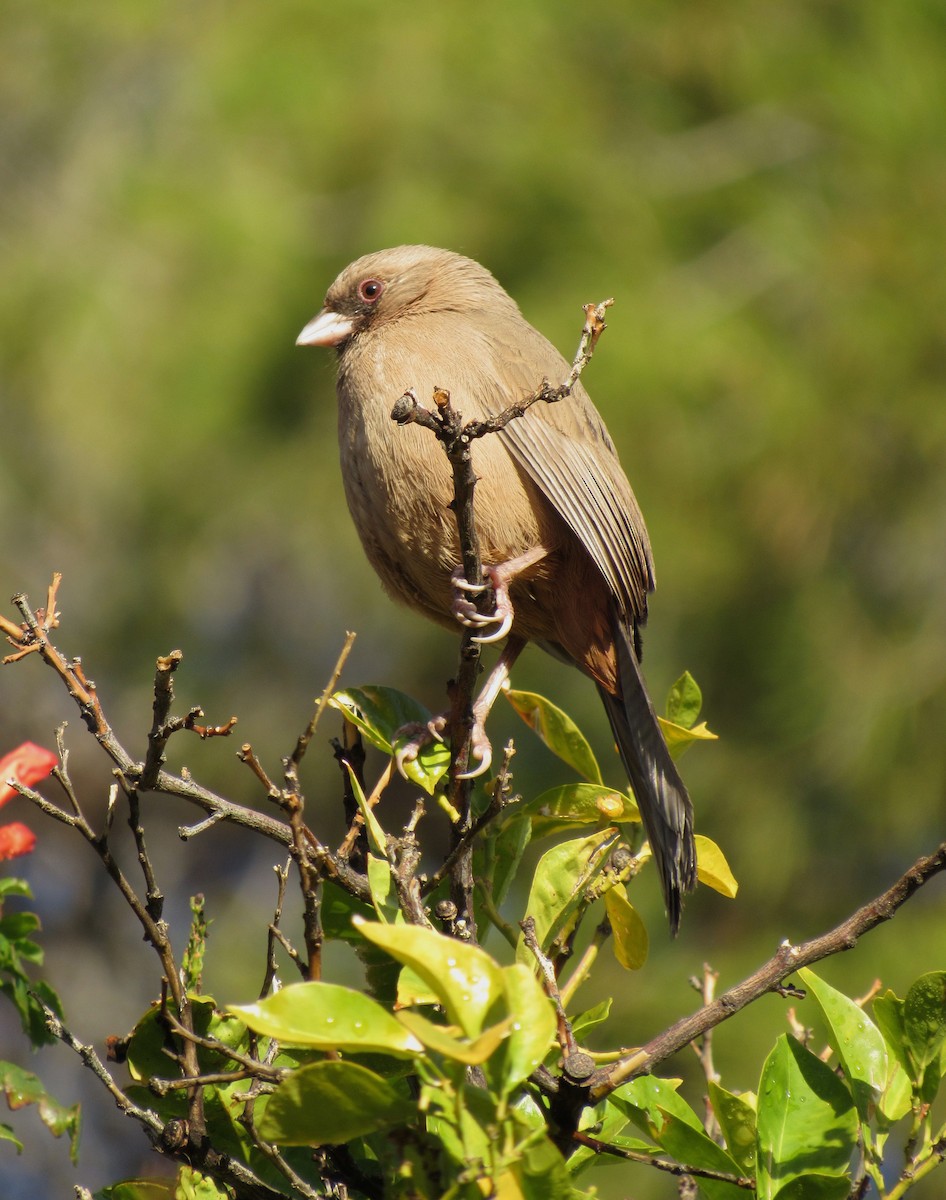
297 245 696 933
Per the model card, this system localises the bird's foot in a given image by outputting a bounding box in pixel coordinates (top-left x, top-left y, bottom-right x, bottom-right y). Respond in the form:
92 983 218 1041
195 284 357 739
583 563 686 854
450 565 514 644
393 713 493 780
393 715 449 778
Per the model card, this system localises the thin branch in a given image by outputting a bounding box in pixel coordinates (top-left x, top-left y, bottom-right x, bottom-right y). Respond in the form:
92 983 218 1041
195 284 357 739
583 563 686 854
594 841 946 1098
571 1130 754 1189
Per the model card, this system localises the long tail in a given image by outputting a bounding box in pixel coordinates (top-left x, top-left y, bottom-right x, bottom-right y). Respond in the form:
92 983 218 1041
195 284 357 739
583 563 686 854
597 616 696 935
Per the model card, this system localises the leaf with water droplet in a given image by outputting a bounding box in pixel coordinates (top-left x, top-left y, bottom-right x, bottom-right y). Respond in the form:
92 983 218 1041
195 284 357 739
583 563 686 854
756 1035 857 1200
797 967 887 1120
354 918 504 1038
708 1081 757 1175
230 982 423 1057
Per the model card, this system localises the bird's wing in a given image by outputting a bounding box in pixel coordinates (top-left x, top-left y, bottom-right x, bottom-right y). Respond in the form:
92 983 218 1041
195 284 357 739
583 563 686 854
480 321 655 627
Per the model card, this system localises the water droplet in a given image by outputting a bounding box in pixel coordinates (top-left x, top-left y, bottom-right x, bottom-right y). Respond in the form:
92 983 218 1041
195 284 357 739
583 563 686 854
446 957 457 968
325 1016 335 1025
353 1021 363 1030
512 1022 522 1032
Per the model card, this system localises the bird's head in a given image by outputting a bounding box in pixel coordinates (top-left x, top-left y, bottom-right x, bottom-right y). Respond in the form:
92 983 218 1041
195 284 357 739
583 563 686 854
295 245 518 349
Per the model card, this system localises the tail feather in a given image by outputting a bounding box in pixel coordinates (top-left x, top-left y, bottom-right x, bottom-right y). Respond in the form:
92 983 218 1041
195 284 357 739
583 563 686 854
598 617 696 935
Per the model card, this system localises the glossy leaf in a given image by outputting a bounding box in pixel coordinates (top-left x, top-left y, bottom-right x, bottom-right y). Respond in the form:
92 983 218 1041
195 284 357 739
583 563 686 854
612 1075 745 1198
524 783 638 837
570 998 612 1041
797 966 887 1119
98 1182 176 1200
230 982 423 1057
771 1175 851 1200
343 763 387 857
516 829 618 964
659 715 717 758
487 813 532 907
708 1081 757 1175
504 688 603 783
258 1060 413 1144
611 1073 702 1133
903 971 946 1072
330 686 450 793
695 835 739 897
366 852 398 922
603 883 648 970
756 1035 857 1200
494 962 557 1091
354 918 505 1038
872 990 914 1122
396 1009 513 1064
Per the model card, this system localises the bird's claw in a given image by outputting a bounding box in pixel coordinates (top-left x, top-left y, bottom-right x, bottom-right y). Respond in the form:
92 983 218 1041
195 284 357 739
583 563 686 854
449 566 514 644
393 716 448 778
393 713 493 781
456 732 493 779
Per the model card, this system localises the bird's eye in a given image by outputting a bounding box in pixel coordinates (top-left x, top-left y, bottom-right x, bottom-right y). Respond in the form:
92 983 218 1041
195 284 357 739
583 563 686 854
358 278 384 304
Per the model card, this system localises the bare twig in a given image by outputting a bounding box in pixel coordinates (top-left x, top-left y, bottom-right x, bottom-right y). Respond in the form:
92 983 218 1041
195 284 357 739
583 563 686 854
572 1130 754 1189
593 841 946 1098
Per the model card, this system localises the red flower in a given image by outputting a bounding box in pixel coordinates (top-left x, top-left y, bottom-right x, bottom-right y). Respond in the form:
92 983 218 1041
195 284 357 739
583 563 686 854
0 742 57 809
0 741 56 862
0 822 37 861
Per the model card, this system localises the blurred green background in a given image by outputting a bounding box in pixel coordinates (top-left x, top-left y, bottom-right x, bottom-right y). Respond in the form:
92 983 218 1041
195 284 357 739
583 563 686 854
2 1 945 1195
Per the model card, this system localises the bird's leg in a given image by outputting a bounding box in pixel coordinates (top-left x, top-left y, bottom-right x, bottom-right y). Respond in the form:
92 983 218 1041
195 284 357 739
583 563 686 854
450 544 549 644
456 634 526 778
394 636 527 781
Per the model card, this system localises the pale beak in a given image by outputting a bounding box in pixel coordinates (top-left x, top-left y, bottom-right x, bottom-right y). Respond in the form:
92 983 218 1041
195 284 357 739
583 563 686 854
295 308 355 347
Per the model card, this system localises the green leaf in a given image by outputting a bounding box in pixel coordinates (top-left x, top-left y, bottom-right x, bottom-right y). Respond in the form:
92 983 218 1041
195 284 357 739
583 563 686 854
492 962 557 1092
612 1075 744 1199
658 716 717 758
258 1060 413 1145
0 1121 23 1153
486 812 532 908
230 982 423 1057
903 971 946 1073
330 686 451 793
175 1168 234 1200
756 1035 857 1200
496 1133 573 1200
354 918 505 1038
569 998 612 1041
603 883 648 970
504 689 603 783
395 1009 513 1064
366 852 398 922
695 835 739 897
568 1098 634 1175
708 1081 757 1175
97 1181 177 1200
771 1175 851 1200
125 998 247 1082
516 829 618 964
0 1061 80 1163
610 1073 702 1133
523 783 638 837
665 671 703 729
342 761 387 856
0 878 32 900
797 967 887 1120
